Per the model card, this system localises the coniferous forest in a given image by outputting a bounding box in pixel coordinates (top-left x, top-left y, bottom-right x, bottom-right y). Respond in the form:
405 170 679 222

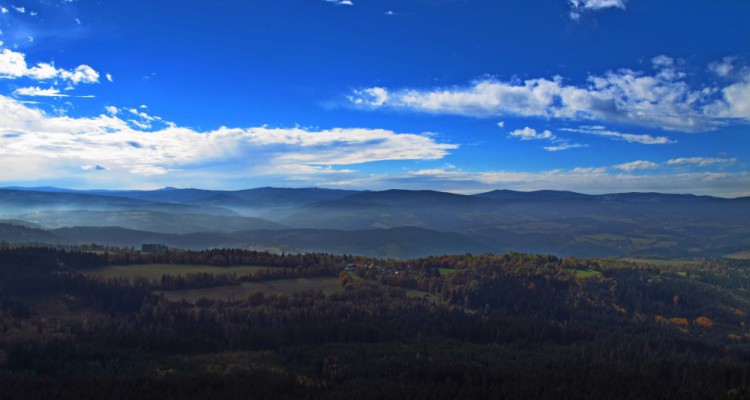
0 244 748 399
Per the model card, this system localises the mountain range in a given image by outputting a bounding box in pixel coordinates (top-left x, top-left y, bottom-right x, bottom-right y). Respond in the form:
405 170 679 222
1 186 748 259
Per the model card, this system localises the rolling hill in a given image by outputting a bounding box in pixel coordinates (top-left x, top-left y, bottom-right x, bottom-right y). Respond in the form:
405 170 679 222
2 186 749 258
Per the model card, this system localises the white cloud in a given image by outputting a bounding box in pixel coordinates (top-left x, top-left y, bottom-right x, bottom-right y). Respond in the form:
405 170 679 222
105 73 113 82
349 87 388 107
614 160 659 172
570 0 626 10
709 57 735 77
561 126 674 144
571 167 607 174
128 119 151 130
508 126 586 152
509 127 554 141
667 157 736 167
129 165 169 176
59 65 99 84
104 106 119 115
14 86 68 97
0 95 456 182
129 107 152 119
324 0 353 5
12 6 25 13
569 0 626 19
651 55 674 68
348 58 750 131
508 126 587 151
1 7 8 14
544 143 588 152
706 73 750 119
0 48 99 84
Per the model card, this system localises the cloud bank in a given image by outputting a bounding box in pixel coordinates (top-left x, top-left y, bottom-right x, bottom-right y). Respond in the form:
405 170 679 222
0 95 456 185
349 56 750 132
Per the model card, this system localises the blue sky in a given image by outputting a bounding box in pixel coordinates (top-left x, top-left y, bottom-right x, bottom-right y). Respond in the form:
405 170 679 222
0 0 748 196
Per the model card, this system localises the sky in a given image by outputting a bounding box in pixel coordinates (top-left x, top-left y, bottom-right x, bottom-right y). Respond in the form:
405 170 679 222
0 0 749 196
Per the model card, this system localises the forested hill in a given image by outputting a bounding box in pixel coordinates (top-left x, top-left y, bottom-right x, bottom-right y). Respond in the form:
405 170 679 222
0 245 748 399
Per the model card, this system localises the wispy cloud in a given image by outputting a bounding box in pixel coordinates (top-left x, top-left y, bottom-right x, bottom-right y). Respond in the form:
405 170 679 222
568 0 626 20
561 126 674 144
667 157 737 167
324 0 353 6
708 57 735 78
544 143 588 152
348 56 750 132
614 160 659 172
509 127 554 141
507 126 587 151
14 86 67 97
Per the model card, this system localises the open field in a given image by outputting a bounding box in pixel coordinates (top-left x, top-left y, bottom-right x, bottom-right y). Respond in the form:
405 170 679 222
85 264 269 281
574 269 602 279
159 277 342 302
620 258 703 267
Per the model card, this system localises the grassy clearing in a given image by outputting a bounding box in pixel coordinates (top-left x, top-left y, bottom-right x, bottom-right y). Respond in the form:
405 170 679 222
158 277 341 302
620 258 702 267
574 269 602 279
404 288 441 303
438 268 457 276
85 264 268 282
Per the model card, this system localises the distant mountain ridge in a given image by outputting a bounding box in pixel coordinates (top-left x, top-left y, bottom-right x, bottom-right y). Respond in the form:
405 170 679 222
2 186 748 258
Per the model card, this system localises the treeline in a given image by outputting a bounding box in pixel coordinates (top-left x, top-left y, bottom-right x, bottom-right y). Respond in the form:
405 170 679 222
1 246 749 399
0 244 368 269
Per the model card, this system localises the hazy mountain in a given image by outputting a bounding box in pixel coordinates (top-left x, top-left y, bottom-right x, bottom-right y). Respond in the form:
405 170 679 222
0 219 44 229
0 189 238 217
3 187 749 258
0 222 69 245
2 186 360 219
54 226 243 250
49 225 489 258
188 187 360 218
474 189 593 201
233 226 491 259
18 210 285 234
